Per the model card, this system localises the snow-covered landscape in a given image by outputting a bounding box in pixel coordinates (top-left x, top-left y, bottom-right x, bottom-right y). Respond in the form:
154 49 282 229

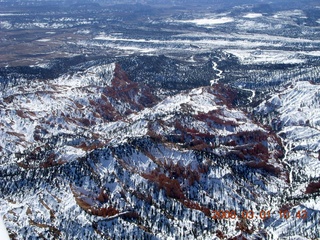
0 0 320 239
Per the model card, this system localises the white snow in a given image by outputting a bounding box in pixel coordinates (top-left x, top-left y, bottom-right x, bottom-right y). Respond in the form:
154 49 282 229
0 62 117 158
260 81 320 128
178 17 234 26
36 38 51 42
273 10 306 19
31 62 51 68
76 29 91 34
300 50 320 57
113 46 156 53
0 216 9 240
0 21 12 29
224 49 306 64
210 60 223 85
151 89 218 115
256 81 320 223
0 13 26 16
243 13 263 18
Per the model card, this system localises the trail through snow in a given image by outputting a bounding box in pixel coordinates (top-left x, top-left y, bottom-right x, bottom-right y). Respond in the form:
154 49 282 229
244 88 256 103
210 57 256 103
210 59 223 85
279 135 293 185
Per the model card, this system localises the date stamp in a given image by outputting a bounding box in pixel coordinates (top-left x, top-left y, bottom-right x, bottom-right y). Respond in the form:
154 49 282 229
211 209 308 220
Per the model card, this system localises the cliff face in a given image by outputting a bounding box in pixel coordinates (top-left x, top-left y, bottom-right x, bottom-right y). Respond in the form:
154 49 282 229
0 63 319 239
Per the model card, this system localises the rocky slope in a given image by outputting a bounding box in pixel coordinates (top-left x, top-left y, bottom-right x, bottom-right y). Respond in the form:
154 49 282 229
255 81 320 238
0 63 319 239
